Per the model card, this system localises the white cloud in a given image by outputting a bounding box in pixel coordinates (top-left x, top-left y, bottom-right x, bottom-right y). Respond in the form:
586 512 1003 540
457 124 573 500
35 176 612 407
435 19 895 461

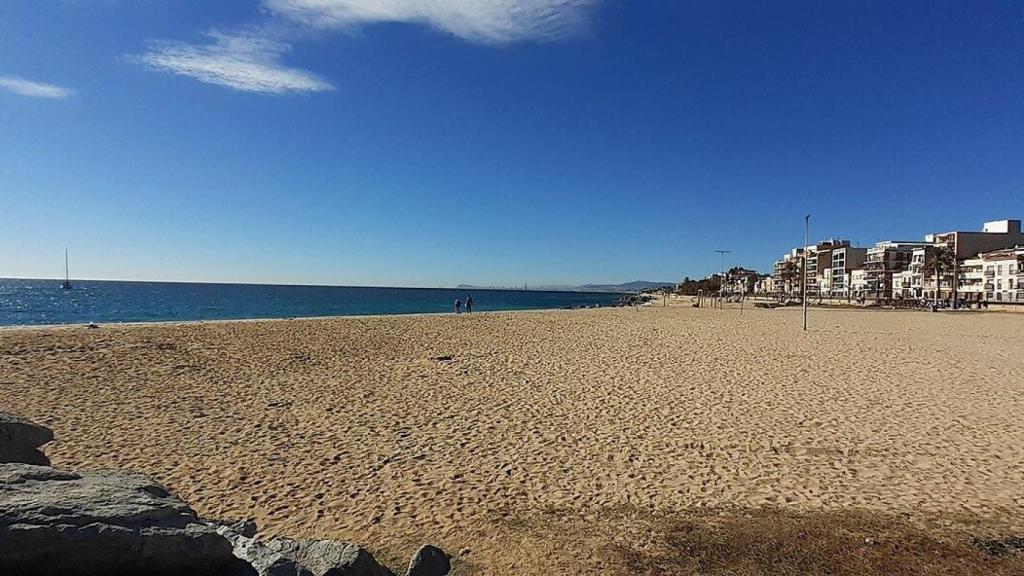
0 75 75 99
132 1 600 94
135 31 333 95
264 0 600 44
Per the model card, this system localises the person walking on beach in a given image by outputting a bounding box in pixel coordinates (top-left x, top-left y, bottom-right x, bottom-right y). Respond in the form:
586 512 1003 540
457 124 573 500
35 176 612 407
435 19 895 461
465 293 473 313
454 298 462 314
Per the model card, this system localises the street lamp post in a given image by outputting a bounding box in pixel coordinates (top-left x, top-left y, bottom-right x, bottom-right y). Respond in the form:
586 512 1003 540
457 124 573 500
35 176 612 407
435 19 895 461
803 215 810 331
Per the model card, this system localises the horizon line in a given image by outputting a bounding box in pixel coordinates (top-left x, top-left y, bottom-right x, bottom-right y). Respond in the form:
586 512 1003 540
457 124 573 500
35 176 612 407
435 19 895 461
0 276 654 293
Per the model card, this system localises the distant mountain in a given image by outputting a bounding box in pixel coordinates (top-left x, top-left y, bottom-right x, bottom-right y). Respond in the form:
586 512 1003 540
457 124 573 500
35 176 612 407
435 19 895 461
456 281 674 293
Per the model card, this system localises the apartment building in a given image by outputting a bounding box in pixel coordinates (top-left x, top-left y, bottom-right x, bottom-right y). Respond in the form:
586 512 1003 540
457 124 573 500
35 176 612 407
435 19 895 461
765 218 1022 304
850 269 869 296
892 269 916 299
772 248 804 296
914 220 1024 301
726 267 761 294
803 240 854 297
829 245 867 297
928 219 1024 259
957 256 986 302
978 247 1024 302
862 240 930 299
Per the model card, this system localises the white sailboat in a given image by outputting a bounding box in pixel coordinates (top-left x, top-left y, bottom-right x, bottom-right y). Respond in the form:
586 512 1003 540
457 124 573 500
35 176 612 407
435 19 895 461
61 249 72 290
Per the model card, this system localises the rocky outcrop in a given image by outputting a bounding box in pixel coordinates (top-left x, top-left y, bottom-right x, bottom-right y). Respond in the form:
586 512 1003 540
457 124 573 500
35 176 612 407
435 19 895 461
614 293 656 307
0 463 234 575
0 412 451 576
0 412 54 465
221 528 396 576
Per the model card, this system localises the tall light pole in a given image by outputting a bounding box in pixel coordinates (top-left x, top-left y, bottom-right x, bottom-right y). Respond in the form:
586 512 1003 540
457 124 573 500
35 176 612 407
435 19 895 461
715 250 731 308
803 215 810 331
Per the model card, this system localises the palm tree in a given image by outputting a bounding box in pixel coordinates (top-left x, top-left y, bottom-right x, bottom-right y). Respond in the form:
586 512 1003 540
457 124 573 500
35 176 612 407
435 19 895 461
921 245 955 306
779 260 799 299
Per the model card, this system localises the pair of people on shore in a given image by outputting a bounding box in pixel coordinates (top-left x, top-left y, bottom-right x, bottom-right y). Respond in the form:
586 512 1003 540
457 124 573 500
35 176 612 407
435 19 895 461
454 294 473 314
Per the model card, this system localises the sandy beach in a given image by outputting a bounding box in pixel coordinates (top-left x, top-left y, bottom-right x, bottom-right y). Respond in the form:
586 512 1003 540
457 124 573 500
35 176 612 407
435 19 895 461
3 304 1023 573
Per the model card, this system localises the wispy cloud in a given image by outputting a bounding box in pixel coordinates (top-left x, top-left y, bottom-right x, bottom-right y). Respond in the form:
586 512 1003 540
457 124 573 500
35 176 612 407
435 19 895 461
134 31 333 95
0 75 75 99
132 1 601 94
264 0 600 44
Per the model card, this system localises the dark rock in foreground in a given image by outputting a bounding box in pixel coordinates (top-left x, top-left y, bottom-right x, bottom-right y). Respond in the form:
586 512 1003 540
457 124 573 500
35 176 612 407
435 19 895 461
0 412 54 465
0 411 450 576
0 463 234 576
406 545 450 576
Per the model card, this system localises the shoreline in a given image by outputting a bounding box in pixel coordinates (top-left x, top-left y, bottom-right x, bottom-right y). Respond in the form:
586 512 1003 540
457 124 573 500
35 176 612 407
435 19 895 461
0 305 596 332
3 298 1016 331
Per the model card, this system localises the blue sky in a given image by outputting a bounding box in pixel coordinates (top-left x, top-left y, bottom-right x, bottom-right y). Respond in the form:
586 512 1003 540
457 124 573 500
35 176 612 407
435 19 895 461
2 1 1022 286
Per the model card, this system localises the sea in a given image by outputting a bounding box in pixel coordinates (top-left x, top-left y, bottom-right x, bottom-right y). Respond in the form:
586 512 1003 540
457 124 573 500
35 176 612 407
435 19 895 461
0 279 625 327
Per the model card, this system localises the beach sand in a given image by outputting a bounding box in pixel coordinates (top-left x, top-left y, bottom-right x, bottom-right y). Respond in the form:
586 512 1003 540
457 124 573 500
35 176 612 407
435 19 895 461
3 305 1023 573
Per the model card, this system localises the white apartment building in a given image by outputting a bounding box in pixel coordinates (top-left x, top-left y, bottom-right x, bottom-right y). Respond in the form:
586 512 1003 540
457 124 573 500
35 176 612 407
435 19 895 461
772 248 804 296
913 220 1024 302
958 257 986 302
864 240 930 299
850 269 869 296
979 247 1024 302
892 269 915 299
829 245 867 297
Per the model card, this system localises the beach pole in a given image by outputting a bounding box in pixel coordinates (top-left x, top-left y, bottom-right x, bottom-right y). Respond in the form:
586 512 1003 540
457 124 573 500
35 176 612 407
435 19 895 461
715 249 731 310
803 214 810 331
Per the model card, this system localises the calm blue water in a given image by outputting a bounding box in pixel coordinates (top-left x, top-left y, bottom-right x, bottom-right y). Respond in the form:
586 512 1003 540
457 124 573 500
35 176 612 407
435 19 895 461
0 279 625 326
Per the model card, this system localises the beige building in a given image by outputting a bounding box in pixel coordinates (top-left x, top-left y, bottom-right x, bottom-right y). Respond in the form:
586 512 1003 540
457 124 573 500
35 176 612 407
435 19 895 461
928 219 1024 260
804 240 851 297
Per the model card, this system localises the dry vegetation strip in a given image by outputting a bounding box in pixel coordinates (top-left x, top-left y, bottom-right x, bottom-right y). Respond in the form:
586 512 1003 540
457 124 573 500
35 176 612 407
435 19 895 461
462 507 1024 576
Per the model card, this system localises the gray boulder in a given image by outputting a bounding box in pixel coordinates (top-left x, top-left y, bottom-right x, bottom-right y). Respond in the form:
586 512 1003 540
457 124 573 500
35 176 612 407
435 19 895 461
222 529 395 576
0 412 54 465
406 545 450 576
214 517 259 538
0 463 234 576
0 413 448 576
